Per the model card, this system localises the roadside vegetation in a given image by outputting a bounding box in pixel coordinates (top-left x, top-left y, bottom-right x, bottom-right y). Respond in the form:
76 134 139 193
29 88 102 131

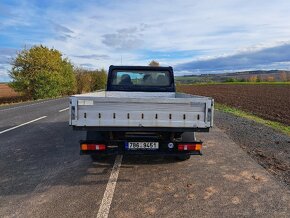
4 45 107 103
2 49 160 105
74 68 107 94
175 71 290 84
216 103 290 136
10 45 76 99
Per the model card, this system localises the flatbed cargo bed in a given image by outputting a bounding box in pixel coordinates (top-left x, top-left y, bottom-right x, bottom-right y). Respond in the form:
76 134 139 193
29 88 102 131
69 91 214 132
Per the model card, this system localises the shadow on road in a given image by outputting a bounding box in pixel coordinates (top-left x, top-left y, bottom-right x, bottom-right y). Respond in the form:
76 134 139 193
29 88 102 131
0 121 183 198
92 154 180 167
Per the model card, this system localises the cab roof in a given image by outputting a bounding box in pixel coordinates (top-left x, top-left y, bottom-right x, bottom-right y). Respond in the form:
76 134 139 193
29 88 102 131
109 65 173 72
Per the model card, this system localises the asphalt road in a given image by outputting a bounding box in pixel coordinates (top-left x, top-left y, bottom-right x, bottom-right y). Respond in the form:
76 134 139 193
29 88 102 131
0 98 289 217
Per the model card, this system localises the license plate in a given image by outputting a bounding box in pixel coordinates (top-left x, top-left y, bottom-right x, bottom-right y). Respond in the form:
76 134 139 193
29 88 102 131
126 142 159 150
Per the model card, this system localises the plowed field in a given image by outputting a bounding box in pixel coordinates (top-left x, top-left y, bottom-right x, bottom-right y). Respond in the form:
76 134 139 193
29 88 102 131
0 84 26 104
178 84 290 126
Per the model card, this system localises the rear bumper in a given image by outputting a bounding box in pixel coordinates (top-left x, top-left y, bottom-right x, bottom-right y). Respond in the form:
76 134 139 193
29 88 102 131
80 140 202 156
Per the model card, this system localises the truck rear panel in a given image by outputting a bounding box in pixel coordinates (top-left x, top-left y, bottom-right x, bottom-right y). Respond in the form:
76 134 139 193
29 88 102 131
69 91 214 131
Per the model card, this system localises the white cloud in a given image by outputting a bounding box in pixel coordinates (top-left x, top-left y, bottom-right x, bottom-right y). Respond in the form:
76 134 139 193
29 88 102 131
44 0 290 62
1 0 290 81
176 43 290 73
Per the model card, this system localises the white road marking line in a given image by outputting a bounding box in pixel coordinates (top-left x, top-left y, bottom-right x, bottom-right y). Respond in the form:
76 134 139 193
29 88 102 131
97 155 123 218
0 116 47 135
59 107 69 112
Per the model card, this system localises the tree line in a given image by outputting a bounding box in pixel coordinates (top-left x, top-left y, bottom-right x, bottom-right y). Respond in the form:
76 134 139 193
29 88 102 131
225 72 289 82
9 45 107 99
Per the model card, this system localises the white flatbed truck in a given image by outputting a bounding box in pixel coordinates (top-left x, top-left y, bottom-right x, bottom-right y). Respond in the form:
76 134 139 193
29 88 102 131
69 65 214 160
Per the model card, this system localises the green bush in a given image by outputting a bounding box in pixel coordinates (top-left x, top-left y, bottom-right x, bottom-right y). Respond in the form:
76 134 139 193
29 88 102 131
34 71 63 99
225 77 237 82
9 45 76 99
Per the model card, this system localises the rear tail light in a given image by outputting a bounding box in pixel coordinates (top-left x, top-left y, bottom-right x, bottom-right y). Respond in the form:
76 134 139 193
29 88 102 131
81 144 106 151
178 143 202 151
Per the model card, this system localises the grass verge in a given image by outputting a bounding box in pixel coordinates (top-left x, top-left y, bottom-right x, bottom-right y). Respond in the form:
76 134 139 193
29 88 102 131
215 103 290 137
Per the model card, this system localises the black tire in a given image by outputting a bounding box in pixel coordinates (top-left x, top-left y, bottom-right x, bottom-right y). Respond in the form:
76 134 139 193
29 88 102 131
176 154 191 161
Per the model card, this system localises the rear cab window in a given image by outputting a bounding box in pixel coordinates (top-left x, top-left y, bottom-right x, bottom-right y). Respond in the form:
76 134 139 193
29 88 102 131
107 66 175 92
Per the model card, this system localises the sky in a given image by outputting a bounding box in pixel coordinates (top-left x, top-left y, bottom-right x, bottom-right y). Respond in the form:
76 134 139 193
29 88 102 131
1 0 290 82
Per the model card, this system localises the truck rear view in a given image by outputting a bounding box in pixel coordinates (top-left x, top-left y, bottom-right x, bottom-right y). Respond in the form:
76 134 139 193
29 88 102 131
69 65 214 160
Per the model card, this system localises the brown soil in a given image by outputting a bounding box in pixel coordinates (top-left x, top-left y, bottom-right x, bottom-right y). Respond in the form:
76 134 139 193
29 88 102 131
178 84 290 126
0 84 27 104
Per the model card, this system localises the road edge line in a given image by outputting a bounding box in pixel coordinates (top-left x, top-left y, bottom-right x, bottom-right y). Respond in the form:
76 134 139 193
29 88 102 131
97 155 123 218
0 97 66 112
0 116 47 135
59 107 69 112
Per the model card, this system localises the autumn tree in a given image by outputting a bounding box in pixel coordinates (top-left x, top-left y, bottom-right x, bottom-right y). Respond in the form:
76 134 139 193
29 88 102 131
149 60 160 66
248 75 257 82
75 68 92 94
265 76 275 82
91 68 107 91
74 68 107 94
279 71 287 81
9 45 76 99
256 75 262 82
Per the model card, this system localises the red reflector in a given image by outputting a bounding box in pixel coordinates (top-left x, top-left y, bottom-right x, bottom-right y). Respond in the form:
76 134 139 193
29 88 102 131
82 144 106 151
178 144 201 151
178 144 185 151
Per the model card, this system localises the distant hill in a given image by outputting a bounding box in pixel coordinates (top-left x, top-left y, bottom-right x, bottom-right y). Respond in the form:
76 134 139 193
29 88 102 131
175 70 290 83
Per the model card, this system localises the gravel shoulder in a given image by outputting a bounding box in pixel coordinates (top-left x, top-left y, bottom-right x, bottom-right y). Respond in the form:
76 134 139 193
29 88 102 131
214 110 290 188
